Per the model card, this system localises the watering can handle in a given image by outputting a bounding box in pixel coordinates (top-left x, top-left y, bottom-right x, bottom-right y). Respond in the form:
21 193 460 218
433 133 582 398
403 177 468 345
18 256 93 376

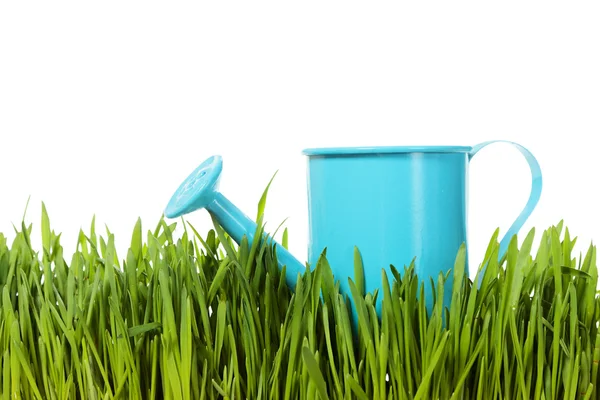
469 140 543 259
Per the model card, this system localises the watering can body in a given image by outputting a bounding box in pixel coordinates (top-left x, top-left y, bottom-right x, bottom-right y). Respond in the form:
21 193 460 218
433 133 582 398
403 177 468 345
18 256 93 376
165 141 542 315
304 147 470 311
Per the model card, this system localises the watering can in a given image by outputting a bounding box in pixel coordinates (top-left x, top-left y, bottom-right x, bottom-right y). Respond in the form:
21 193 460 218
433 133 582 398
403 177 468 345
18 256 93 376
164 141 542 314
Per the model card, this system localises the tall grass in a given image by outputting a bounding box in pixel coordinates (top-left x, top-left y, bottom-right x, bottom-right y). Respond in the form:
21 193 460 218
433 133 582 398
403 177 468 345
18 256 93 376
0 201 597 399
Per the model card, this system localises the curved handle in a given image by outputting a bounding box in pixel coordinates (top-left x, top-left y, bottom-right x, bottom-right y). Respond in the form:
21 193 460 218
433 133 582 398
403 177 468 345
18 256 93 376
469 140 543 259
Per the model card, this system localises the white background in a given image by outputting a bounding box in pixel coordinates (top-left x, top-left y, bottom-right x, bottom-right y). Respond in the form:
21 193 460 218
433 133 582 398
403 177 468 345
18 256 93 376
1 2 598 278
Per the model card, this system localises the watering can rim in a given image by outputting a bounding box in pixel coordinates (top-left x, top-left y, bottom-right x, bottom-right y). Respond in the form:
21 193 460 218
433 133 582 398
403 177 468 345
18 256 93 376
302 145 473 156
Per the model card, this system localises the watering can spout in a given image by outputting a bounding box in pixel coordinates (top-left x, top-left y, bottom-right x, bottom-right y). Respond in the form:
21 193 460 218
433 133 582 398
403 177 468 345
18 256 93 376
164 155 306 289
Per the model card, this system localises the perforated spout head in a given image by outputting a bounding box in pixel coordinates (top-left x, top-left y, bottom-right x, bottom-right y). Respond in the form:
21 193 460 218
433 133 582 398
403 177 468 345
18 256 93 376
165 155 223 218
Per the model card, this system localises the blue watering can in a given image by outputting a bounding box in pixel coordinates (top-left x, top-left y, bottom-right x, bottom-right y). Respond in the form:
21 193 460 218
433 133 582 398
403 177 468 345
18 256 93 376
164 141 542 314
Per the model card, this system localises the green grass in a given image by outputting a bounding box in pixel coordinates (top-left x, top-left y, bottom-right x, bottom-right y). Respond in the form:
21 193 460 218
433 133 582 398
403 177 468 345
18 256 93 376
0 200 598 399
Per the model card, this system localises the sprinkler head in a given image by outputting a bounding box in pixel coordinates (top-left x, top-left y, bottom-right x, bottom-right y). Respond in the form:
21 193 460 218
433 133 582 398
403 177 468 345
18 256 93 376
165 155 223 218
